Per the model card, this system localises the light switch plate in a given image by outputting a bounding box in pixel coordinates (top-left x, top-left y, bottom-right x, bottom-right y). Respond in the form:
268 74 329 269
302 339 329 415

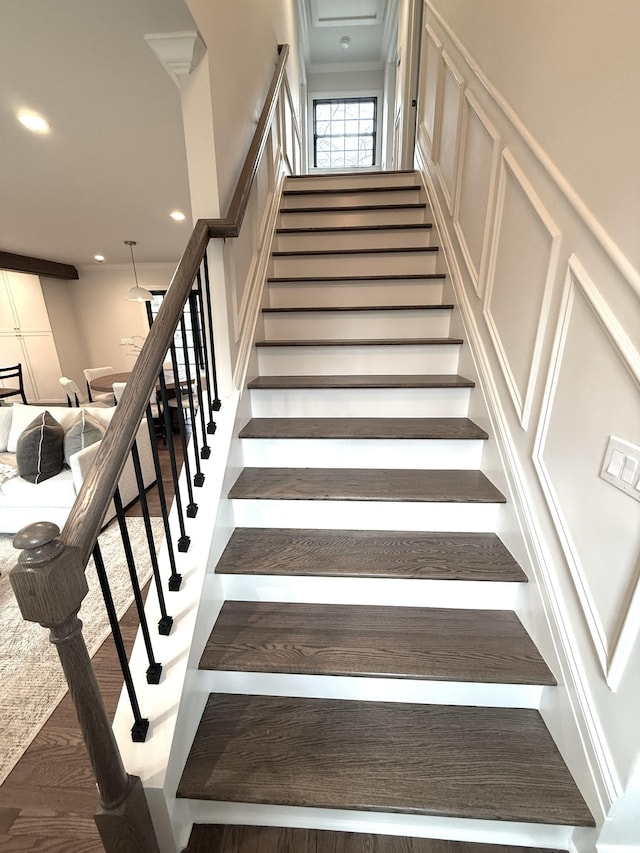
600 436 640 502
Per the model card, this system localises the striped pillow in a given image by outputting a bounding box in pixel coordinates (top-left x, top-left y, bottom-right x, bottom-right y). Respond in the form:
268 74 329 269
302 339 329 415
16 411 64 484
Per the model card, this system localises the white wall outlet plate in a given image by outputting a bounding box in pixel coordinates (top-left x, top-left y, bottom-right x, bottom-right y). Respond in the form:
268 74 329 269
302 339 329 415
600 436 640 502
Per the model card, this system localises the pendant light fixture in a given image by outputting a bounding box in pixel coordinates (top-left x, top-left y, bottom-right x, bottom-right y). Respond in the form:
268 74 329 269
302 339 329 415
125 240 153 301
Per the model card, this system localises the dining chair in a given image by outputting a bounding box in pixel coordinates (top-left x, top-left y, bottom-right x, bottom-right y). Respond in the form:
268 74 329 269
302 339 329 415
113 381 166 444
0 363 28 405
59 376 112 408
83 366 116 406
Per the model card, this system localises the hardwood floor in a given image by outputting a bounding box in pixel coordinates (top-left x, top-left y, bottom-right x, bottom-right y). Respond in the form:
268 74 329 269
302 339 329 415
178 694 594 826
184 825 568 853
199 601 556 685
0 434 180 851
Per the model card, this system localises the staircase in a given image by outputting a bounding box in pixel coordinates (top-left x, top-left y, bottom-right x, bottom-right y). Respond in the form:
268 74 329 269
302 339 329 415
176 171 594 852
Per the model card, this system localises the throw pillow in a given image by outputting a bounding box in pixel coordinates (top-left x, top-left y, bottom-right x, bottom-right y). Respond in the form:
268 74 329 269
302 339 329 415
63 410 104 464
16 411 65 484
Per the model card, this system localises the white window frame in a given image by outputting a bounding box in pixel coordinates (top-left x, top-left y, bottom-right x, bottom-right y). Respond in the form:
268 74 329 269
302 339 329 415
307 88 384 172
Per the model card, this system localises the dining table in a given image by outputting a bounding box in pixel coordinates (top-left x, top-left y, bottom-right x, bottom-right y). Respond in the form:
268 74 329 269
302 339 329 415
90 371 182 394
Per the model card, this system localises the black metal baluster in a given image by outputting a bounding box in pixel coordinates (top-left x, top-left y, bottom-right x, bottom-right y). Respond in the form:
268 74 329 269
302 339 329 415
178 314 204 486
144 401 182 591
92 543 149 742
112 489 162 685
130 440 173 635
156 370 191 551
189 286 211 459
195 268 217 435
168 343 198 518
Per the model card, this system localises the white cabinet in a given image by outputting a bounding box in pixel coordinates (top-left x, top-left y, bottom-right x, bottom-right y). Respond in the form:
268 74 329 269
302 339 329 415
0 271 63 403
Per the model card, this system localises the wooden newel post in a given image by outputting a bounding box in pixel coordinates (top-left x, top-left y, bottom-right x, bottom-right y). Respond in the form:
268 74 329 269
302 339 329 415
10 522 160 853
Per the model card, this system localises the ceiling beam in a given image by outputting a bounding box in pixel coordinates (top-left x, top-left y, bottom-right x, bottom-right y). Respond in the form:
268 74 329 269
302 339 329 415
0 251 79 280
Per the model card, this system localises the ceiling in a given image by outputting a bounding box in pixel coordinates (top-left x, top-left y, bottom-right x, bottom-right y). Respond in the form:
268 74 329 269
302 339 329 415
0 0 395 270
301 0 395 70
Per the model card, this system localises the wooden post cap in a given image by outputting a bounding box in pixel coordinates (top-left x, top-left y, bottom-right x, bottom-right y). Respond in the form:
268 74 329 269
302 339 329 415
10 522 89 627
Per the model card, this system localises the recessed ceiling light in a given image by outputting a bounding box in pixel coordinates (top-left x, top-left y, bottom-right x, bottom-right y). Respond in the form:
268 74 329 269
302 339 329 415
340 36 351 49
94 254 105 263
170 210 186 221
17 110 50 134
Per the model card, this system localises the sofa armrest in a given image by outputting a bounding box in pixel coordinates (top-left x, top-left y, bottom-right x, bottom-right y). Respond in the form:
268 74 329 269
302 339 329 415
69 441 101 493
68 423 156 503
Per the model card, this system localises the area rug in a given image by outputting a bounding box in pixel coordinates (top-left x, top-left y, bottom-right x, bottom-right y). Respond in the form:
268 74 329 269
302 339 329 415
0 517 163 787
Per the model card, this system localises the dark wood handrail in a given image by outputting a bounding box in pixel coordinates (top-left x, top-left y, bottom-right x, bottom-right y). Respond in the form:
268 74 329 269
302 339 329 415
62 44 290 566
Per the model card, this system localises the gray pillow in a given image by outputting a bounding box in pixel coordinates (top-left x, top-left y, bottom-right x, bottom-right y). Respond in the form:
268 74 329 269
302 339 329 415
16 411 65 484
63 410 104 464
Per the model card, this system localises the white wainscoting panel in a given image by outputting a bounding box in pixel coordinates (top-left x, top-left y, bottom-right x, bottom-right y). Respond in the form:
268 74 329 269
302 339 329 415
453 91 500 296
534 255 640 687
483 149 561 430
418 20 443 156
434 50 464 214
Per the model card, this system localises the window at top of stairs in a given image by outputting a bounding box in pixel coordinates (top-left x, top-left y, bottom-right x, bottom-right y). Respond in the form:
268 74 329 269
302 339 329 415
313 97 377 169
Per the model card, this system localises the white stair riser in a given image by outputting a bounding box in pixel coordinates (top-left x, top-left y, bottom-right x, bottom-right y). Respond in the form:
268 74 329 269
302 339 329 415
241 438 484 470
201 671 541 709
275 228 433 252
257 344 461 376
285 173 421 191
249 387 473 418
185 802 574 852
279 207 429 227
267 278 444 308
218 573 518 610
231 498 501 533
263 309 451 340
272 250 438 278
281 189 423 209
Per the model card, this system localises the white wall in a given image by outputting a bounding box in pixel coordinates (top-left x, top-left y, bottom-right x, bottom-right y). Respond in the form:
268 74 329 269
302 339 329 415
414 1 640 848
56 263 177 391
185 0 301 212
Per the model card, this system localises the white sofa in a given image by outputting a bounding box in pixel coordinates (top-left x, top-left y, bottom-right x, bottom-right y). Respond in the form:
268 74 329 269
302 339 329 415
0 403 156 534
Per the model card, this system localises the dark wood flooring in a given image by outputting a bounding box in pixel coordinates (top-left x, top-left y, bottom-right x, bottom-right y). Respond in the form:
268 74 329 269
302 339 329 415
238 417 488 440
177 694 594 827
200 601 555 685
228 468 506 503
247 374 475 389
255 337 463 347
215 528 527 581
184 825 567 853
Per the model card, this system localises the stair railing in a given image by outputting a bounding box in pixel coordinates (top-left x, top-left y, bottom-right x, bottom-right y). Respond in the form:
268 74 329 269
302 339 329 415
9 43 290 853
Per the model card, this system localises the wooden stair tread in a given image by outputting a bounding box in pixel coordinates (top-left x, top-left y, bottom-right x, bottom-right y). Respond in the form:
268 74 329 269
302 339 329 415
184 824 568 853
216 528 527 581
283 185 421 196
255 337 463 347
272 246 438 256
262 304 454 313
238 417 488 440
228 468 506 503
277 223 433 233
279 203 428 214
247 374 475 389
267 273 445 282
200 601 556 685
287 169 417 179
177 695 594 826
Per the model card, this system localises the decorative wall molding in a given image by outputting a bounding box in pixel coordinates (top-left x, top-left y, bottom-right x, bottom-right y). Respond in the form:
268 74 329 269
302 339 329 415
434 49 464 215
483 149 561 431
231 161 285 391
417 22 443 156
425 0 640 299
533 254 640 690
415 144 620 815
452 90 500 297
